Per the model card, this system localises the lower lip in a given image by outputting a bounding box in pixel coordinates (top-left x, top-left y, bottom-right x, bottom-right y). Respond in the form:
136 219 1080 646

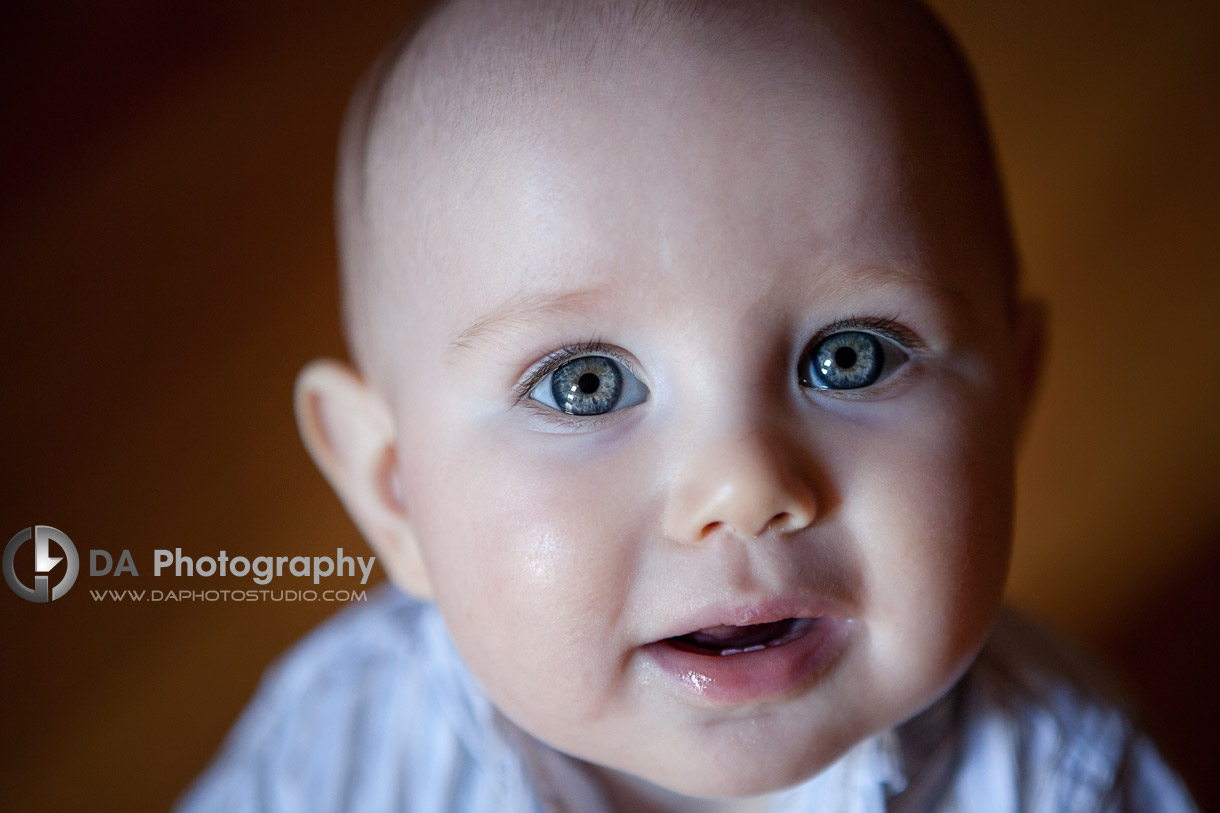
642 618 851 705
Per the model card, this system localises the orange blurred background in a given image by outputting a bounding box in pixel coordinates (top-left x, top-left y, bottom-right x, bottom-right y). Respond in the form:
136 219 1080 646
2 2 1217 810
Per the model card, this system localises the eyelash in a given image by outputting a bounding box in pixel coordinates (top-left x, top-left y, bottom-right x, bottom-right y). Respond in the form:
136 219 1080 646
511 337 628 407
806 315 923 352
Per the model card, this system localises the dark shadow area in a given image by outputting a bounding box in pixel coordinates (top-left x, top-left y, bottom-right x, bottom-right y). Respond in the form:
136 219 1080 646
1093 532 1220 811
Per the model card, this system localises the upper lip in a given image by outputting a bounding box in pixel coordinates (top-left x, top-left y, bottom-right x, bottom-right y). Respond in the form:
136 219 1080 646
646 594 851 645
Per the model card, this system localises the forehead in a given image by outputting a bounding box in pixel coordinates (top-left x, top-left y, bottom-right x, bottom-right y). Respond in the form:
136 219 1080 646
359 5 1010 352
453 75 911 295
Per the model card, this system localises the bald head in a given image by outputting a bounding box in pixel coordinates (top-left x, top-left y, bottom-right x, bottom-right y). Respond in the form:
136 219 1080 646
337 0 1014 386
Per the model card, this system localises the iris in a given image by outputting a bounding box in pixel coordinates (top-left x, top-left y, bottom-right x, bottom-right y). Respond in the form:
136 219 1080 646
551 356 624 415
808 331 882 390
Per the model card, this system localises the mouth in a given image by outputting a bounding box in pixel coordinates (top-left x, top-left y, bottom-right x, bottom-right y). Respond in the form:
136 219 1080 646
665 617 815 657
643 612 851 704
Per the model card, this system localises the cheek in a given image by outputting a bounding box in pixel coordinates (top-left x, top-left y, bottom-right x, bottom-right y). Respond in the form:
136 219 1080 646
398 422 646 721
843 392 1014 692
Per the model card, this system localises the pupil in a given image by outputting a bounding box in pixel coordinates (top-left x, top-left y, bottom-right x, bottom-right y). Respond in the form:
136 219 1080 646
577 372 601 393
834 346 857 368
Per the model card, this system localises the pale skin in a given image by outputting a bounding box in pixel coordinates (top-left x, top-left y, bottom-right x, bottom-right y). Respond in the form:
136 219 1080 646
295 3 1042 810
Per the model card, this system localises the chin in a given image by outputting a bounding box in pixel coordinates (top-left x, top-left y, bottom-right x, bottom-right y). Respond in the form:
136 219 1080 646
701 770 814 799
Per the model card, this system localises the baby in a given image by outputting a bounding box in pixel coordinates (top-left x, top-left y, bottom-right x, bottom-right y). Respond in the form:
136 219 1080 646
181 0 1196 810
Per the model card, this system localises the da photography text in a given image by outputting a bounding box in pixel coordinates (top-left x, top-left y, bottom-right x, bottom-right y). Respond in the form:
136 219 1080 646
91 547 377 586
4 526 375 604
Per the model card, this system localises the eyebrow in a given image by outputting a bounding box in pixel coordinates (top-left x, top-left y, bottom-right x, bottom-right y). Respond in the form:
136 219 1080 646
446 287 606 361
443 263 968 362
838 261 972 306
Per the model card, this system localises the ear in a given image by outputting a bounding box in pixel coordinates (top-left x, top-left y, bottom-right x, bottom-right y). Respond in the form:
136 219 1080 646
1012 298 1047 439
294 359 433 599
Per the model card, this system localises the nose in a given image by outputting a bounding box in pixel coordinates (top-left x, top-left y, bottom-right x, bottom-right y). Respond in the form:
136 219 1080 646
661 427 817 543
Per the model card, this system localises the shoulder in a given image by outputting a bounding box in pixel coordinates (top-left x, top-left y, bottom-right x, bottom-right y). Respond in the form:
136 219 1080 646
919 609 1197 812
176 588 505 812
214 586 436 746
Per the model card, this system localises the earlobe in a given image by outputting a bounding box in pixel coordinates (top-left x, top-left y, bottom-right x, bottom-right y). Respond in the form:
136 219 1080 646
294 359 434 599
1013 298 1047 438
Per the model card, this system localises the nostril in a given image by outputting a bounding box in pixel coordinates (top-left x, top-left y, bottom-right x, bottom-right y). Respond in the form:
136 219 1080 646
768 512 795 532
699 515 798 540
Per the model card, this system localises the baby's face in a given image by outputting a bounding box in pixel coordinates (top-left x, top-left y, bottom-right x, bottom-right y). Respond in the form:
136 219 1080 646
365 42 1022 799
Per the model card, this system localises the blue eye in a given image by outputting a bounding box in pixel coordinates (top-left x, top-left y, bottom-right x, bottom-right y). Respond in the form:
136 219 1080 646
800 330 907 391
529 355 649 416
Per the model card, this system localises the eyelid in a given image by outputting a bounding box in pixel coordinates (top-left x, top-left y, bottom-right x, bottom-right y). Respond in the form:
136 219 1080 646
806 315 924 350
512 339 640 407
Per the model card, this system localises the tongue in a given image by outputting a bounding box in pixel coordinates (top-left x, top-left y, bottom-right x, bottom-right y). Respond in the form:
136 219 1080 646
673 619 796 654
